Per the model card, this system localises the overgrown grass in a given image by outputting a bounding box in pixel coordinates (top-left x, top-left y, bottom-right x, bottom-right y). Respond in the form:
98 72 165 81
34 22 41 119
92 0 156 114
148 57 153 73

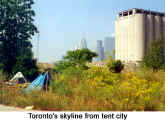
1 67 165 111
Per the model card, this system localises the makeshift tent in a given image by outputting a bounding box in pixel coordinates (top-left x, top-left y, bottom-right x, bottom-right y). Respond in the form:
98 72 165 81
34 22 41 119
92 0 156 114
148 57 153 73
6 72 27 85
25 71 51 92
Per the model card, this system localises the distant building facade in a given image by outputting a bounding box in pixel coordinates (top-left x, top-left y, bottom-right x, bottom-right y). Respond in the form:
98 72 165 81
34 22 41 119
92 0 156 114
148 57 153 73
115 8 165 63
95 40 104 61
75 38 87 50
104 37 115 59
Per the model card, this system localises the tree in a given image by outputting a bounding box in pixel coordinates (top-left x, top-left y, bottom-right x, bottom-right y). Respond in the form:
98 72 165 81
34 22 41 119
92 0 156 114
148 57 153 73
64 48 97 68
142 38 165 72
0 0 38 79
12 48 38 81
54 49 97 73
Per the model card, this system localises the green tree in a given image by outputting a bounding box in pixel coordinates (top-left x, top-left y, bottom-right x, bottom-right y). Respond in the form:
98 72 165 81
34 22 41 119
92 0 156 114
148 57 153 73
0 0 38 79
142 38 165 72
64 48 97 68
12 48 38 81
54 49 97 73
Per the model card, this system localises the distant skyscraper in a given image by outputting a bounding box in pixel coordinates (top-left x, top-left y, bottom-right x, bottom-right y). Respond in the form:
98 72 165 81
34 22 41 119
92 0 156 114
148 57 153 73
75 38 87 50
95 40 104 61
104 37 115 59
79 38 87 49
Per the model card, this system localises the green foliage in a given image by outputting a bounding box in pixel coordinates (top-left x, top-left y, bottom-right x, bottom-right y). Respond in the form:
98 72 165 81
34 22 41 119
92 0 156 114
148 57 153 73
64 48 97 67
54 60 72 74
0 70 7 83
142 38 165 72
161 64 165 71
51 67 82 96
0 0 38 79
65 49 97 62
106 57 124 73
54 49 97 73
12 50 38 81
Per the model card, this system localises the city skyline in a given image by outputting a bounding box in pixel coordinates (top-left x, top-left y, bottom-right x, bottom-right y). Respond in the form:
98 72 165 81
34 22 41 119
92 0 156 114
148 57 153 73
74 37 115 62
32 0 165 63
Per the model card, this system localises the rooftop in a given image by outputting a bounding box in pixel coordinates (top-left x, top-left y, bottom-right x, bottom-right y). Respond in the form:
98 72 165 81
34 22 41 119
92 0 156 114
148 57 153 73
118 8 165 17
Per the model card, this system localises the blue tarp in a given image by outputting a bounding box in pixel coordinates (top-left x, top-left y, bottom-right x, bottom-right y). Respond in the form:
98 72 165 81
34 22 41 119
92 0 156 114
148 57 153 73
25 72 48 92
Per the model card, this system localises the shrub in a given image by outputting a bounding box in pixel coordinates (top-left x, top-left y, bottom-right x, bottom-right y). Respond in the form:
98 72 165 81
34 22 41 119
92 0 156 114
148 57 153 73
50 66 83 96
0 70 7 83
54 60 72 74
107 60 124 73
160 64 165 71
142 38 165 72
115 72 161 111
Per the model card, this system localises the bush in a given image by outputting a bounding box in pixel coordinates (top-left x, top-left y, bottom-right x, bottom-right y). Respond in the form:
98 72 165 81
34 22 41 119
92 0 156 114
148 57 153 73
54 60 72 74
0 70 7 83
107 60 124 73
160 64 165 71
50 66 83 96
142 38 165 72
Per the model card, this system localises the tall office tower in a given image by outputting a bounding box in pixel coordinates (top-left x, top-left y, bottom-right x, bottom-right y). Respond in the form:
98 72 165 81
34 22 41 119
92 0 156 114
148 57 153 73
75 38 87 50
115 8 165 63
104 37 115 59
79 38 87 49
95 40 104 61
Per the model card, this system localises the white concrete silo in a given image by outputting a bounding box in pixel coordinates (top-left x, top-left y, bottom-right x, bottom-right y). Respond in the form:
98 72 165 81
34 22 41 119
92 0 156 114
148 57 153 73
162 16 165 40
134 14 146 61
146 14 154 49
115 9 165 63
154 15 162 40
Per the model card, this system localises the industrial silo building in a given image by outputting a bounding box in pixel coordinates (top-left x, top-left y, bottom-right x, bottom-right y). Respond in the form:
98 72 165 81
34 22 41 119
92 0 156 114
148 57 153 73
115 8 165 63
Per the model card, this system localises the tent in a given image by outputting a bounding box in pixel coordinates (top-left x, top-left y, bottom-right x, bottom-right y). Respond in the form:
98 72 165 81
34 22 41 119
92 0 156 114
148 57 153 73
25 71 51 92
6 72 27 86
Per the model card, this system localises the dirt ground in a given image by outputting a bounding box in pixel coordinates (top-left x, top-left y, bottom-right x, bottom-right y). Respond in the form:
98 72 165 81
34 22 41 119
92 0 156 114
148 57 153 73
0 105 25 111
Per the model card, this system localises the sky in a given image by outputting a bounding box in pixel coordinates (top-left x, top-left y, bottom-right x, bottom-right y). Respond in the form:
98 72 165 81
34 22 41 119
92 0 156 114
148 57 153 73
31 0 165 63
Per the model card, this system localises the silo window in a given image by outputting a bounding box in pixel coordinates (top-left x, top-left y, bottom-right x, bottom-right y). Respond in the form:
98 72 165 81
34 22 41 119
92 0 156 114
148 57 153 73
129 11 133 15
119 13 122 17
136 9 141 14
123 11 128 16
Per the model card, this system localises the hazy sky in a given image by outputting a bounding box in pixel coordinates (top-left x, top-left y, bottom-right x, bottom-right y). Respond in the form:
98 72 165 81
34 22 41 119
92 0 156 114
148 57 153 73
32 0 165 63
